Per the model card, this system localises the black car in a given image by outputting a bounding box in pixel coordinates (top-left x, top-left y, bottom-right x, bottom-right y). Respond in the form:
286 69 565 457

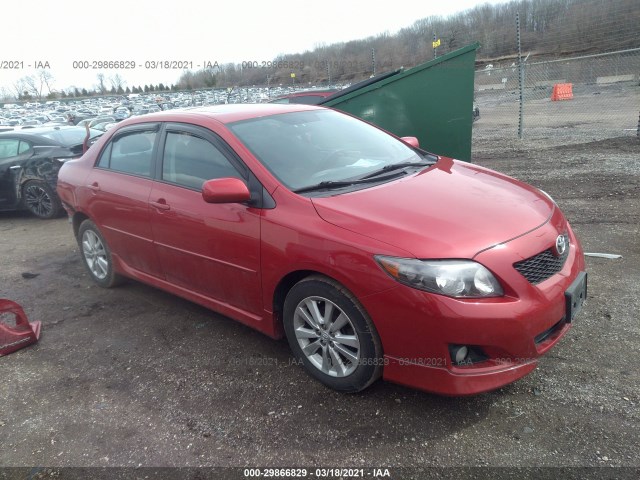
0 126 102 219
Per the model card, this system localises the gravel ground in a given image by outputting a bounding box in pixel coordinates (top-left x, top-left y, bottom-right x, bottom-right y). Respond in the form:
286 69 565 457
0 111 639 477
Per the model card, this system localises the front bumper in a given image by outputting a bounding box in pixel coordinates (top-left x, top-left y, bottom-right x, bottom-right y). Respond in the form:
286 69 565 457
361 221 585 396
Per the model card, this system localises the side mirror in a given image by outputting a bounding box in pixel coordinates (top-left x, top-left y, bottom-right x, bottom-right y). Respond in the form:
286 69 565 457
202 178 251 204
400 136 420 149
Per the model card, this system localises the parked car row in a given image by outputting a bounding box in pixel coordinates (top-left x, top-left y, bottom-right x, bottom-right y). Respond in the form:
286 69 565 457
0 85 349 129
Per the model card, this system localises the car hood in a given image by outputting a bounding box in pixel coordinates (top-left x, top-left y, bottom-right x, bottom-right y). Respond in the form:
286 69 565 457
311 158 556 259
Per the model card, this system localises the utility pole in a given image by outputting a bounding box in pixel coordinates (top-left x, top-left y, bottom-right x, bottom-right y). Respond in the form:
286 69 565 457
371 48 376 77
516 13 525 139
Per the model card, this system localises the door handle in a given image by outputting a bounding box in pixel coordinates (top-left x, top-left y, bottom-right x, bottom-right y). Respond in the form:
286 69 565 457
150 200 170 211
87 182 100 192
9 165 21 170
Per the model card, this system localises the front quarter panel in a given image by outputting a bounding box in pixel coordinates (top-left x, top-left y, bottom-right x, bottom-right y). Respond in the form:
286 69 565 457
260 187 413 319
21 147 66 190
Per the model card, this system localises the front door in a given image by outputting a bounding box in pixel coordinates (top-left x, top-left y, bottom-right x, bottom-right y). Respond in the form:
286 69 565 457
149 124 262 317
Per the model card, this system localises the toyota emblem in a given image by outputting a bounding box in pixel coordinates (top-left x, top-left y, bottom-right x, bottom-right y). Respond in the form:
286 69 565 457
555 235 567 256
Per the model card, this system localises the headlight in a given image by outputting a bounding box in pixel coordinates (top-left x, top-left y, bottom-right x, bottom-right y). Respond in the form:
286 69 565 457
375 256 503 298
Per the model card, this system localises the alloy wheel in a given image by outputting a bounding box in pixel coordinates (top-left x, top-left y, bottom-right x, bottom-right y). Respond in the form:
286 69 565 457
82 230 109 280
293 296 361 377
24 184 53 218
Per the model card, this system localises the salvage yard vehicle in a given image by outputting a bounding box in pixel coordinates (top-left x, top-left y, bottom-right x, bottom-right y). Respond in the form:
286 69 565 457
56 104 587 395
269 89 339 105
0 126 102 219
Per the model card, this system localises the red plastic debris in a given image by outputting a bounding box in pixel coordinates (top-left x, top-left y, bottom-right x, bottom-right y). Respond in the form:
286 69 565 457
0 299 41 356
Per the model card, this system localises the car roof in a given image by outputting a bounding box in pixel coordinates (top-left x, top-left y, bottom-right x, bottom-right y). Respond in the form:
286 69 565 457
0 125 97 145
120 103 323 126
0 130 62 145
0 125 77 135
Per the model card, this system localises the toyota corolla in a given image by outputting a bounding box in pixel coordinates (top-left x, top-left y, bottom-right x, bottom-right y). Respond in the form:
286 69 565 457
56 104 587 395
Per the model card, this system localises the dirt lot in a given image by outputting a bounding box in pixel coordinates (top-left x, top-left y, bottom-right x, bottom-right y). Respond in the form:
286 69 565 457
1 124 639 476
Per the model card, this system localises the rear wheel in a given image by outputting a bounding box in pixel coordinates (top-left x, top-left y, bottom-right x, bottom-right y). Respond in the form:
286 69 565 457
78 220 123 288
283 276 383 392
22 181 62 219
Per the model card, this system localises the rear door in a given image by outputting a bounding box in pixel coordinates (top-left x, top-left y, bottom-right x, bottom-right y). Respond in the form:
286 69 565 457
84 123 164 278
149 123 262 316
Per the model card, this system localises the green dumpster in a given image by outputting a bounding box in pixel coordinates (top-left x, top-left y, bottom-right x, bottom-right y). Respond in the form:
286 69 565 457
320 43 479 162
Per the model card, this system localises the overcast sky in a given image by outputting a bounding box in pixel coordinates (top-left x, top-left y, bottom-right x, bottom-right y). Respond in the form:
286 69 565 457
2 0 508 96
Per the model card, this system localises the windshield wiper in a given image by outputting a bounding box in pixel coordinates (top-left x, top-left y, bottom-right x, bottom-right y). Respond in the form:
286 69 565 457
359 160 434 179
293 172 403 194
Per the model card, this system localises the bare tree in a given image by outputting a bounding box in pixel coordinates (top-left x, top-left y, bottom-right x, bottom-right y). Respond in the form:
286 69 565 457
10 79 26 100
96 73 107 94
39 70 55 96
24 76 44 99
110 74 125 91
178 70 195 90
0 87 12 101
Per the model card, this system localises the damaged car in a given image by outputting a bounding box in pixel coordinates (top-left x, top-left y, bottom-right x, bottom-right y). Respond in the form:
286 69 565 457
0 126 102 219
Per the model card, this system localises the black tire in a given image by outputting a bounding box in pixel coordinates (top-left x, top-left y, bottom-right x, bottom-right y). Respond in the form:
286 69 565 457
77 220 123 288
22 180 62 219
283 275 383 393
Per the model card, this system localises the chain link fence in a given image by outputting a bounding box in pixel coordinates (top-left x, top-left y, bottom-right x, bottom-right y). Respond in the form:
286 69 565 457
473 48 640 146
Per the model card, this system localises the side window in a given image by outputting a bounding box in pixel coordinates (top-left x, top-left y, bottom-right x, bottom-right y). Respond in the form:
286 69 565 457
0 139 20 159
97 143 112 168
18 141 31 154
162 132 242 190
97 131 156 177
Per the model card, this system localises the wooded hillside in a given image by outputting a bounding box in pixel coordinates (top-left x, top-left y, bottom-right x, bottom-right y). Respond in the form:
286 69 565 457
179 0 639 89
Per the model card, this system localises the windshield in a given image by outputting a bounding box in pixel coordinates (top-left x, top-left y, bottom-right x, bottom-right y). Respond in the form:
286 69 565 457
229 109 429 191
39 127 103 146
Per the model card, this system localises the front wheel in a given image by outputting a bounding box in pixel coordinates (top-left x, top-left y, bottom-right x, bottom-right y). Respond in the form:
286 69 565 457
283 276 383 392
22 181 62 219
78 220 123 288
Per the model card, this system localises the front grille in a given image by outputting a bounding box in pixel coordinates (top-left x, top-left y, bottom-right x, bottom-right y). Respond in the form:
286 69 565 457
514 234 569 284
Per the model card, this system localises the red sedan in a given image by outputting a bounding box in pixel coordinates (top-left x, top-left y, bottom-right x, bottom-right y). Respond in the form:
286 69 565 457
57 104 587 395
